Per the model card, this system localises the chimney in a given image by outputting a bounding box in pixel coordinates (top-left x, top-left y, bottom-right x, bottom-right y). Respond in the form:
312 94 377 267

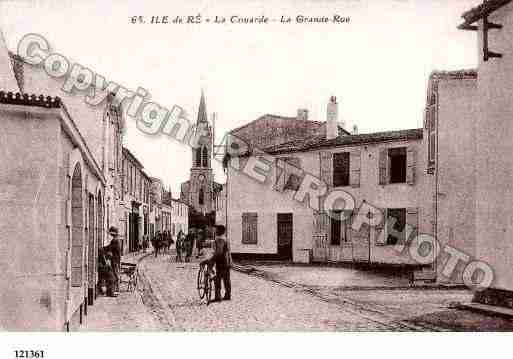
297 108 308 121
352 125 358 135
326 96 339 140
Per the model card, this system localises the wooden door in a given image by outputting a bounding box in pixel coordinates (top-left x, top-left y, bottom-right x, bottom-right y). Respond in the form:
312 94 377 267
352 224 371 263
277 213 293 260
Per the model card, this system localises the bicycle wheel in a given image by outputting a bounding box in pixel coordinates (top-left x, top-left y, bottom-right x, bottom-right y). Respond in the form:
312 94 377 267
197 266 206 299
205 274 212 305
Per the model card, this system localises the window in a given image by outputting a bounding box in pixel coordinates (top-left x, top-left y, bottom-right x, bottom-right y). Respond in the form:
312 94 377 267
330 210 349 245
199 188 204 205
333 152 350 187
389 147 407 184
426 104 436 171
195 148 202 167
283 157 302 191
242 212 258 244
201 146 209 167
386 208 406 245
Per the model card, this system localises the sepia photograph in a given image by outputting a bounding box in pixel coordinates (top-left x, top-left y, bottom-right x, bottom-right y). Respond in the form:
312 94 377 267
1 0 513 357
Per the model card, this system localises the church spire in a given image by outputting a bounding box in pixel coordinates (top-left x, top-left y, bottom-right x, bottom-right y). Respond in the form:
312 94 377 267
197 90 208 124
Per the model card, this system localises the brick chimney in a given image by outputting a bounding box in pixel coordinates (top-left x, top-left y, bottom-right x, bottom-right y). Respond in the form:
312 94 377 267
297 108 308 121
326 96 339 140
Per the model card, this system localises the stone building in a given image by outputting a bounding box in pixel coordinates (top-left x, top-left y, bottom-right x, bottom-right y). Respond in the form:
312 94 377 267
455 0 513 307
180 92 223 218
424 70 479 284
150 177 164 234
0 29 124 330
120 147 151 253
225 96 475 280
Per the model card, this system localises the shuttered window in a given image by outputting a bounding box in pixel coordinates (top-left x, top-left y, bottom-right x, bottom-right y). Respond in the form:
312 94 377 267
379 147 416 185
333 152 350 187
242 212 258 244
284 157 302 191
389 147 407 184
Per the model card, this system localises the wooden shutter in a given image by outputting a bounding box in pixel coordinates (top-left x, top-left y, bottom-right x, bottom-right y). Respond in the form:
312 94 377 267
426 104 437 165
273 158 286 191
378 148 388 185
350 150 361 188
242 213 258 244
320 151 333 187
406 147 417 185
406 207 419 240
375 208 387 245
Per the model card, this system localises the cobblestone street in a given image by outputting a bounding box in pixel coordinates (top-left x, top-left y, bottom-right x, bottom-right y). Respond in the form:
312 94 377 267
140 255 395 331
80 253 513 331
134 254 513 331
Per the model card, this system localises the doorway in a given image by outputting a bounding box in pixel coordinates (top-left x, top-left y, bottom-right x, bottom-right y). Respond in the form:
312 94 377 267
129 212 139 252
277 213 293 260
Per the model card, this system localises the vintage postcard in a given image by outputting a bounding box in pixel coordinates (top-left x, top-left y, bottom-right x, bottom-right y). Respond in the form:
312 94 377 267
0 0 512 357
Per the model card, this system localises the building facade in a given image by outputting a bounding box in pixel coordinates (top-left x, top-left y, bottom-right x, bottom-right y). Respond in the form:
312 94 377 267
425 70 479 284
224 96 487 282
0 28 125 330
120 147 151 253
456 0 513 307
150 177 164 233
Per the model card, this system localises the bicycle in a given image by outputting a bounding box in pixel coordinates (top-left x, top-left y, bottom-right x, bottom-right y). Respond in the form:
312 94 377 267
197 261 216 305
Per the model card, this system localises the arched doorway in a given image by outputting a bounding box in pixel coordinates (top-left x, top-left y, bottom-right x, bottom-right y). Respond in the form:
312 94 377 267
87 193 95 305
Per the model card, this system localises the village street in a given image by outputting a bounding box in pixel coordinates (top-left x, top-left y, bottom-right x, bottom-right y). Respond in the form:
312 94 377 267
105 254 513 332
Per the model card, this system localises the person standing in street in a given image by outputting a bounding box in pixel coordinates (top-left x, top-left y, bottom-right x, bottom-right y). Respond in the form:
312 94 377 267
211 225 232 302
107 226 121 295
185 229 195 262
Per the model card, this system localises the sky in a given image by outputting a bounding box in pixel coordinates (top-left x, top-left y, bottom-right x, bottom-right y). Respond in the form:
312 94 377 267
0 0 481 194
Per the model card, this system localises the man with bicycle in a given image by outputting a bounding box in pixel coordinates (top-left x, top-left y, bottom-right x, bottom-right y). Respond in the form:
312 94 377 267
201 224 232 302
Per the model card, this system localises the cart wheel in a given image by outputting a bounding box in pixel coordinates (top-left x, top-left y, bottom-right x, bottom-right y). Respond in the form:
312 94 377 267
197 265 206 299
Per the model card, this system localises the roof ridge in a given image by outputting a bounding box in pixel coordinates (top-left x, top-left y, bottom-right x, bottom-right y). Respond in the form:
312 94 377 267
230 113 323 134
262 128 424 154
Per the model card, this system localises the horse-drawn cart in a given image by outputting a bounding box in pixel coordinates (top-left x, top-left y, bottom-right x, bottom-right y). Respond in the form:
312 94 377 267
120 262 138 292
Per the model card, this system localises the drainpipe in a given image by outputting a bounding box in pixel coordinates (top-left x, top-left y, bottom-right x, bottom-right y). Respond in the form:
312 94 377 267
434 90 439 278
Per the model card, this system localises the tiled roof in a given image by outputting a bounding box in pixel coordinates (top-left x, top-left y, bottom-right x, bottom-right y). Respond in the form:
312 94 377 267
460 0 512 27
430 69 478 80
260 128 423 156
230 113 350 151
0 91 61 108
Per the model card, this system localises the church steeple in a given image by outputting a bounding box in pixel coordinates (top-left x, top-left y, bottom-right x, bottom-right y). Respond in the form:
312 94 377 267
197 90 208 124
